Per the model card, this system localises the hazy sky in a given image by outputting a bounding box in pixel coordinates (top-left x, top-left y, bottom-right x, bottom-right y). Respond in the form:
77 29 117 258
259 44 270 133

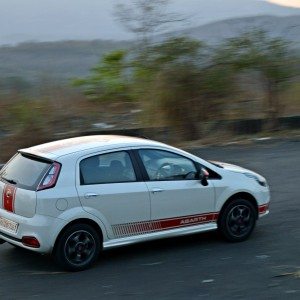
1 0 300 45
268 0 300 7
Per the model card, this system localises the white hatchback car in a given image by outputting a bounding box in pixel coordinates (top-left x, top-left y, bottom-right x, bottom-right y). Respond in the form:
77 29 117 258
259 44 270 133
0 135 270 271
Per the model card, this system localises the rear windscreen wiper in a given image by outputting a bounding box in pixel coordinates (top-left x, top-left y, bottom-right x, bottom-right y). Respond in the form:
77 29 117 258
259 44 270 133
2 177 17 185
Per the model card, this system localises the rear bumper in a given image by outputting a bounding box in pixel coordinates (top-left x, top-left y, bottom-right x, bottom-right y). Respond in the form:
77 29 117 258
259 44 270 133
0 208 67 253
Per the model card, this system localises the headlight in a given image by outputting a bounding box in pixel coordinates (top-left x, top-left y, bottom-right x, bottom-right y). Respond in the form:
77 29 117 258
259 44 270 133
244 172 267 187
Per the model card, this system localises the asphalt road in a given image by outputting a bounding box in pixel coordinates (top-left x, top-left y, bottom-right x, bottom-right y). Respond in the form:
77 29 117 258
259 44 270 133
0 139 299 300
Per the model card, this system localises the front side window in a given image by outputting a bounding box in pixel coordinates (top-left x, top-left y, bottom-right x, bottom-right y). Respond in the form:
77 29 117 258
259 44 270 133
138 149 197 181
80 151 136 185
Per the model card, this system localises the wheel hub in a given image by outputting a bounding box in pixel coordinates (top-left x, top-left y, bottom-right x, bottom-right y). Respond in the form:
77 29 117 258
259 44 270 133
226 204 253 237
64 230 96 265
75 242 85 253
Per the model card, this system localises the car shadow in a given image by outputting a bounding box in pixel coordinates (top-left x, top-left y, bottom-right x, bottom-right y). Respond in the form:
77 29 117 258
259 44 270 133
1 230 224 273
1 244 58 273
99 230 223 265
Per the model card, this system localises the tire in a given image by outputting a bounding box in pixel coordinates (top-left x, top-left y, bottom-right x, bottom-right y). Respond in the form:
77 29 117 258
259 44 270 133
218 199 257 242
53 223 101 271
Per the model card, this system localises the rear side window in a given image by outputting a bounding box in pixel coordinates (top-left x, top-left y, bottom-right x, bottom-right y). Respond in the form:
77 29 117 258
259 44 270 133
0 153 51 191
80 151 136 185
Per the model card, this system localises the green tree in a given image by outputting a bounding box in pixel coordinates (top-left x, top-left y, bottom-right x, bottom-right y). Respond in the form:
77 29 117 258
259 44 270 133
131 37 210 140
115 0 183 48
73 50 130 102
215 30 295 130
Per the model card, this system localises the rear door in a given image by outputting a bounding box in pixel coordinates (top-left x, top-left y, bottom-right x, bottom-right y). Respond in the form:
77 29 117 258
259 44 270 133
0 153 52 218
76 150 151 239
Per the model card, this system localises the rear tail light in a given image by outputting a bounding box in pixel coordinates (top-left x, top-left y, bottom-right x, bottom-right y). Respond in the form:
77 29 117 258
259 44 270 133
37 162 61 191
22 236 40 248
2 185 17 213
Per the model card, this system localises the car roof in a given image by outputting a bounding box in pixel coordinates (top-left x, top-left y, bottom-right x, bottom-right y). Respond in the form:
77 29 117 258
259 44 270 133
20 135 167 160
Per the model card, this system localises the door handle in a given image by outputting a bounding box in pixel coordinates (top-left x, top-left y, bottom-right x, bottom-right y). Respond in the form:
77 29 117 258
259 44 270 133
151 188 164 194
84 193 99 199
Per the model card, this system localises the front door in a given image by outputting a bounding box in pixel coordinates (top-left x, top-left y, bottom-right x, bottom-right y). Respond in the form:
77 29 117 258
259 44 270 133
136 149 216 232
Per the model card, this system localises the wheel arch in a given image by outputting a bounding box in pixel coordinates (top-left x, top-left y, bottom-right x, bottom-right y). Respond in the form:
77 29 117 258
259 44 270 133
52 218 104 254
217 192 259 225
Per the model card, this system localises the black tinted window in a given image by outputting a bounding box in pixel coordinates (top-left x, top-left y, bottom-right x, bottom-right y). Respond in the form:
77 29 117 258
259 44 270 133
0 153 51 190
80 151 136 185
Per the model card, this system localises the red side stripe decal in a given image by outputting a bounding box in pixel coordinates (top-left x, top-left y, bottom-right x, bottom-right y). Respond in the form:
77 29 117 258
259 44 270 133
2 184 17 213
112 212 219 238
159 212 217 229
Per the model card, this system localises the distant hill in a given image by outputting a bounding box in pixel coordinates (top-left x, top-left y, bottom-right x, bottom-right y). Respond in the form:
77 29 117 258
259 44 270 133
1 0 300 44
0 15 299 85
180 15 300 47
0 40 130 85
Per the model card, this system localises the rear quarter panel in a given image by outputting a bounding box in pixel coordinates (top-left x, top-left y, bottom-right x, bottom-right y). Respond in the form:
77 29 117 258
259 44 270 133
35 153 110 242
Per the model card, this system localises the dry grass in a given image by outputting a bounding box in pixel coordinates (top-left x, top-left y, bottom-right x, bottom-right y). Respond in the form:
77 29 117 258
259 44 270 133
0 90 142 162
281 81 300 116
0 80 299 163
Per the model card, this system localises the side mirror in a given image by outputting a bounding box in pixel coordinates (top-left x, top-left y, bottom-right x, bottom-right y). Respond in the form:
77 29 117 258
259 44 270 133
200 167 209 186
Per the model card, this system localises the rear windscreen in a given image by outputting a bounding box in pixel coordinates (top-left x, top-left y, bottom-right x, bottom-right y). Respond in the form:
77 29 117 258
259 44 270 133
0 153 51 191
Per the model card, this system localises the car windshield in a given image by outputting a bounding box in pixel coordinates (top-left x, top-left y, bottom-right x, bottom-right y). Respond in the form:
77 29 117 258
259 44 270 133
0 153 51 190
